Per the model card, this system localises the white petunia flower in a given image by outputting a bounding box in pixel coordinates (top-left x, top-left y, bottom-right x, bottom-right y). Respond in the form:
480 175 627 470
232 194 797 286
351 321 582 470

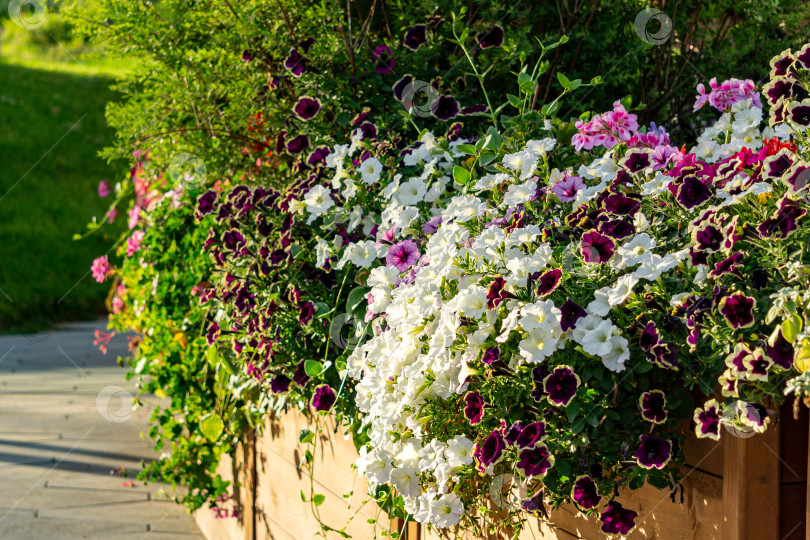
519 327 559 363
303 185 335 223
602 335 630 372
315 237 331 268
502 150 538 180
397 177 428 206
607 274 639 306
428 493 464 528
359 157 383 184
501 179 537 208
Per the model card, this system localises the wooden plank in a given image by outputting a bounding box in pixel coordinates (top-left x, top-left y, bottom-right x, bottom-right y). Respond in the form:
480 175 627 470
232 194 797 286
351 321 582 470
193 451 247 540
244 429 257 540
780 400 808 483
781 483 806 540
723 414 781 540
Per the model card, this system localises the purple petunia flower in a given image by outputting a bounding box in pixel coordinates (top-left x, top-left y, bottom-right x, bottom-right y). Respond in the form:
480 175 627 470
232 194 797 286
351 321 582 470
477 25 504 49
386 240 420 272
431 95 459 121
486 276 516 309
516 444 554 478
620 150 651 173
421 215 442 235
599 218 635 239
603 193 641 215
293 360 310 387
530 365 550 402
572 475 601 510
463 391 485 425
196 190 218 220
639 390 667 423
765 328 795 369
694 400 721 440
559 299 587 332
481 346 500 364
286 134 310 155
473 430 506 471
536 268 562 296
551 175 585 203
639 321 660 351
270 374 291 394
675 176 712 209
599 501 638 535
460 104 489 115
372 45 395 74
403 24 427 50
293 96 321 120
648 341 679 370
393 74 414 102
299 301 315 326
504 421 523 445
758 196 806 239
307 145 331 166
222 230 246 252
284 48 308 77
633 435 672 469
580 230 615 264
312 384 336 412
543 365 580 407
514 421 547 448
718 292 756 329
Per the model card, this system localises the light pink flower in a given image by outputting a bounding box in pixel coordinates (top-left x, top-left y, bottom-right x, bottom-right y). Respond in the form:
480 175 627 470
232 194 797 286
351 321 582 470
98 180 110 198
90 255 110 283
126 230 145 257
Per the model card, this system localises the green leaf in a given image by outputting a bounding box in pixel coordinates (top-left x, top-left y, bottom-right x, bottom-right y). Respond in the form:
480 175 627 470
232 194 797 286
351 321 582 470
571 417 586 433
456 144 477 155
346 286 369 312
453 165 470 185
782 320 798 343
585 413 599 427
555 459 572 476
478 153 497 167
199 414 224 442
299 429 316 444
301 490 307 502
506 94 522 109
557 72 570 89
566 400 581 422
304 360 324 378
206 346 219 366
481 127 502 150
313 494 326 506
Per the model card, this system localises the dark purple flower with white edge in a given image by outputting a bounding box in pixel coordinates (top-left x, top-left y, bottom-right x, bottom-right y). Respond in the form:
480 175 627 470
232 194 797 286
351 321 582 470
580 230 615 264
292 360 310 387
460 104 489 115
536 268 562 296
521 492 548 516
403 24 427 50
764 150 795 178
504 421 523 445
312 384 336 412
486 276 516 309
477 25 504 49
206 322 220 346
551 175 585 202
675 176 712 210
473 430 506 470
599 501 638 535
222 230 246 252
299 301 315 326
649 342 679 370
241 50 254 62
693 399 721 440
632 435 672 469
196 190 218 219
543 365 580 407
743 348 773 380
463 391 485 425
789 100 810 127
718 292 756 329
572 475 602 510
639 321 660 351
765 327 795 369
372 45 394 74
307 145 331 166
359 121 378 141
782 163 810 193
516 444 554 478
599 218 635 239
530 365 550 401
639 390 667 424
270 374 291 394
284 48 308 77
559 299 587 332
619 150 652 173
758 196 806 239
603 194 641 215
431 95 459 121
393 74 414 102
293 96 321 120
285 134 310 155
482 346 500 365
386 240 420 272
514 421 547 448
422 215 442 235
709 252 744 279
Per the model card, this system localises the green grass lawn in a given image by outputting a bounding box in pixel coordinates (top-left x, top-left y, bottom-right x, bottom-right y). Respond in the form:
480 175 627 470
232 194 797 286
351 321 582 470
0 57 125 332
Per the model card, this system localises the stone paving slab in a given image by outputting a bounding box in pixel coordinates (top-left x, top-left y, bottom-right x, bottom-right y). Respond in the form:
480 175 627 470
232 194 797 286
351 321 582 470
0 321 205 539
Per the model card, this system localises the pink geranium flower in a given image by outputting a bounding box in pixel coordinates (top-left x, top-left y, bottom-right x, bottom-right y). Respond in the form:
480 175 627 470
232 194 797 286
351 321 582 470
91 255 110 283
98 180 110 198
126 230 145 257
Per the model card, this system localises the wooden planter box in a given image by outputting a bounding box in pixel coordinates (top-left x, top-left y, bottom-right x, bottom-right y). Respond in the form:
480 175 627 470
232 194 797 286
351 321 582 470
195 403 809 540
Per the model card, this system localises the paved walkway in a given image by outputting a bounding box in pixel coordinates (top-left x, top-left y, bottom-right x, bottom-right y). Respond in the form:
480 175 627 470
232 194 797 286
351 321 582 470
0 321 205 539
